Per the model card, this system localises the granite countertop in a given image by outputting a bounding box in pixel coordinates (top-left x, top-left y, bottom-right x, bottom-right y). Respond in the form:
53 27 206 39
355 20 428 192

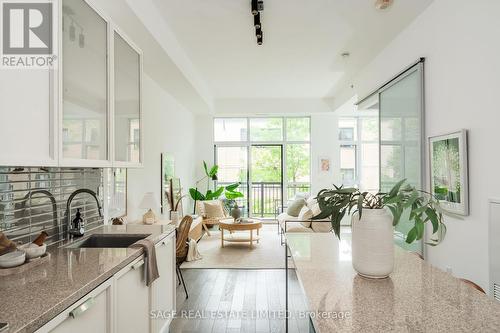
286 231 500 332
0 224 176 333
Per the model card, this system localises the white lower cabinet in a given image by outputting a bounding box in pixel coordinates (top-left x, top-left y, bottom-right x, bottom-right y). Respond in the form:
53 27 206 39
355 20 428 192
36 232 175 333
37 279 113 333
114 256 151 333
151 235 176 333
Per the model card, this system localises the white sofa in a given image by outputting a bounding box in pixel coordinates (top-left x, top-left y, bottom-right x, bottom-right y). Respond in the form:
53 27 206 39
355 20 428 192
277 197 332 235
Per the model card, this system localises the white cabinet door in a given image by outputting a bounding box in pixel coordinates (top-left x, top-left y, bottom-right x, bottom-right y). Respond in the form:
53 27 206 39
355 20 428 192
112 30 143 168
60 0 110 167
0 69 57 167
115 257 151 333
151 234 176 333
36 279 113 333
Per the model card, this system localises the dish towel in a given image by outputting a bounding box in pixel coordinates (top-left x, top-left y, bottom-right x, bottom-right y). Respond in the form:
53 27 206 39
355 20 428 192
186 239 202 262
130 239 159 286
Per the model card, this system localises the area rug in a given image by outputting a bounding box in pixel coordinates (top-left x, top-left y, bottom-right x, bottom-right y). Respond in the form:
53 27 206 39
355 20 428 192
180 224 285 269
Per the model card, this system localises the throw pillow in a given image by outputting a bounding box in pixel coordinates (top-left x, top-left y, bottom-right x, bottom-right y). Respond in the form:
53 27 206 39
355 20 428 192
203 200 225 219
286 198 306 217
298 206 313 228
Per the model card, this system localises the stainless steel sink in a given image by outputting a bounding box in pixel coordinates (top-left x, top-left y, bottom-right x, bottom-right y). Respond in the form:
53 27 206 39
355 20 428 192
65 234 150 248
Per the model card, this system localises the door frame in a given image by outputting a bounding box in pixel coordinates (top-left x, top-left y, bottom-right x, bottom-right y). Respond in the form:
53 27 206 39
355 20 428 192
249 144 284 219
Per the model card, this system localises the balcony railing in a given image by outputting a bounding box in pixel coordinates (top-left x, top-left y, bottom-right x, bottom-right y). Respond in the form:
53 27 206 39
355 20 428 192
218 182 310 218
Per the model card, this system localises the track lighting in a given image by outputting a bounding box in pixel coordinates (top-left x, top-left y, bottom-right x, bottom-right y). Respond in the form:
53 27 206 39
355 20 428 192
251 0 264 45
254 12 261 29
256 27 262 39
251 0 258 15
257 31 263 45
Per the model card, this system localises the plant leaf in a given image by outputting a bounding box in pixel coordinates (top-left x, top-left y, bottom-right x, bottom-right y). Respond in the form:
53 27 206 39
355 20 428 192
406 227 417 244
189 188 205 201
389 179 407 197
203 161 209 177
425 207 440 234
209 165 219 177
225 182 240 191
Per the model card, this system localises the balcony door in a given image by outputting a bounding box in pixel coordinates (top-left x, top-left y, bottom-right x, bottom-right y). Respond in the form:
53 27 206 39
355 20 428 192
250 145 283 218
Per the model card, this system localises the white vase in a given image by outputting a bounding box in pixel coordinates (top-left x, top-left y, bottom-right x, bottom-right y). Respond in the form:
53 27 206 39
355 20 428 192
351 208 394 279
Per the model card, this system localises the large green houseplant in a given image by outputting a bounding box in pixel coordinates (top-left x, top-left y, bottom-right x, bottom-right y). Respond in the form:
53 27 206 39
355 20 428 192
189 161 244 214
314 179 447 278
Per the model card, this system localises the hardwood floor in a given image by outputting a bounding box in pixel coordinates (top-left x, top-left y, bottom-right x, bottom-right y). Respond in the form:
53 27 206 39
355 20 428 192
169 269 309 333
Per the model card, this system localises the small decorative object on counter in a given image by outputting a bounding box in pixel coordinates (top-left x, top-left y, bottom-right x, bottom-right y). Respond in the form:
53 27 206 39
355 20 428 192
0 250 25 268
112 217 124 225
0 232 17 256
315 179 447 279
32 231 48 246
139 192 159 224
19 243 47 260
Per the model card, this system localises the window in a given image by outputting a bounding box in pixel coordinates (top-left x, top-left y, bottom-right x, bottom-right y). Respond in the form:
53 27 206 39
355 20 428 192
340 144 356 185
214 118 247 142
338 116 379 191
286 117 310 141
249 118 283 141
214 117 311 217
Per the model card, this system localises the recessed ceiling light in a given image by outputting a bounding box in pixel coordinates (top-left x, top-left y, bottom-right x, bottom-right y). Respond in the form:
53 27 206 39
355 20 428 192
375 0 393 10
341 52 350 58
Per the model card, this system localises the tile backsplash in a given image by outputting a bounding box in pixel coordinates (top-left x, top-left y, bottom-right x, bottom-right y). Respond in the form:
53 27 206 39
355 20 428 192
0 167 104 246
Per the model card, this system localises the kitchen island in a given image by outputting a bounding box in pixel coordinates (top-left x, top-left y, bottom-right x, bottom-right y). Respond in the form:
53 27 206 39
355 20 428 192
0 224 176 333
286 232 500 332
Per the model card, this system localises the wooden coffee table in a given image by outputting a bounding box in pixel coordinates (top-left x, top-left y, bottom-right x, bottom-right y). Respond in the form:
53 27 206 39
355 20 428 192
219 219 262 248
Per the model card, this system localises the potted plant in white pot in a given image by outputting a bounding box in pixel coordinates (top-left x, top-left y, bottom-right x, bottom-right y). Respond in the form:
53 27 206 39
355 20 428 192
314 179 447 279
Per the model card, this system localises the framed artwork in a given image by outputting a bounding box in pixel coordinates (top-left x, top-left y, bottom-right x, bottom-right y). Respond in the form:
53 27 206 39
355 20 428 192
160 153 175 214
429 129 469 216
319 156 331 173
170 177 183 217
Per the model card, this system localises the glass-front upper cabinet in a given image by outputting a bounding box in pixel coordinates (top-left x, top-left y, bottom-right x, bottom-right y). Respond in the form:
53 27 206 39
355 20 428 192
62 0 108 164
113 32 142 166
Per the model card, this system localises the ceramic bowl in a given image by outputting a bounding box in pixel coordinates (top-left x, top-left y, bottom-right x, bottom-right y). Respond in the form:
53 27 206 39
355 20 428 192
19 243 47 259
0 250 26 268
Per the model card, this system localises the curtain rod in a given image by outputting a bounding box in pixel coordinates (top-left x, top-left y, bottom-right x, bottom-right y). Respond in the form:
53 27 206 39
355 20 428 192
355 57 425 106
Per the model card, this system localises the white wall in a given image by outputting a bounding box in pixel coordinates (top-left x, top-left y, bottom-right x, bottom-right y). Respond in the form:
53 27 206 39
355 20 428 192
127 75 197 220
333 0 500 290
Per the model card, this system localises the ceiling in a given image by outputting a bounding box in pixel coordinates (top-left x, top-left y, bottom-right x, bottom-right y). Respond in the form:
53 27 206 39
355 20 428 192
148 0 434 102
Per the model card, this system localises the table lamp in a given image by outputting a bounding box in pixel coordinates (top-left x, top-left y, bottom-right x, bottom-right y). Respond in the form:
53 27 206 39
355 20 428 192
139 192 158 224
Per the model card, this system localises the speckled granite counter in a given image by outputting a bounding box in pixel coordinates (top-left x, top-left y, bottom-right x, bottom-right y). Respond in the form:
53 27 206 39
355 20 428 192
286 232 500 332
0 224 176 333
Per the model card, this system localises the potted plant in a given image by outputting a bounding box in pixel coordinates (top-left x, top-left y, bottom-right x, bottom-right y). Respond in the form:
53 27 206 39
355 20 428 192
189 161 244 214
314 179 447 279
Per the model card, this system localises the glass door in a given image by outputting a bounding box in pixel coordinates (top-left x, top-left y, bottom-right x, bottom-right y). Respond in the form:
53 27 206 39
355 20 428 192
379 64 424 253
250 145 283 218
215 146 249 216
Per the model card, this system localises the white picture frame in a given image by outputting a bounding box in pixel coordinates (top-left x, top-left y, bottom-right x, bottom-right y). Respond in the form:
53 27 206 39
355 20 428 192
429 129 469 216
319 156 331 173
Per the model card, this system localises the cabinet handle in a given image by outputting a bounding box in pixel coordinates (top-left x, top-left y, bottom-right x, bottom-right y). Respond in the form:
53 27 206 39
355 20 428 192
69 297 95 319
132 260 145 270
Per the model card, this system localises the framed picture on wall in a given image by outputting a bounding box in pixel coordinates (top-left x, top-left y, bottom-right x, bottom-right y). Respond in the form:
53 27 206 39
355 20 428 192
319 156 331 173
161 153 175 214
429 129 469 216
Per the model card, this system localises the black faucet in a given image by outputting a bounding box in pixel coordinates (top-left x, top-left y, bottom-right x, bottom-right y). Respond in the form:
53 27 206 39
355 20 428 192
66 189 103 238
20 190 59 240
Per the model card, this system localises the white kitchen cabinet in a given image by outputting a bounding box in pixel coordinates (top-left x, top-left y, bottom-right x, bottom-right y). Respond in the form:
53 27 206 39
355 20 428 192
151 234 176 333
0 63 58 167
114 256 151 333
112 30 143 167
36 279 113 333
60 0 111 167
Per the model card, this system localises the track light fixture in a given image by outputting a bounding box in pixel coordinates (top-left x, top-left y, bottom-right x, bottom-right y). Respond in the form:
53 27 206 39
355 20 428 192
254 12 261 29
251 0 264 45
251 0 258 15
256 27 262 39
